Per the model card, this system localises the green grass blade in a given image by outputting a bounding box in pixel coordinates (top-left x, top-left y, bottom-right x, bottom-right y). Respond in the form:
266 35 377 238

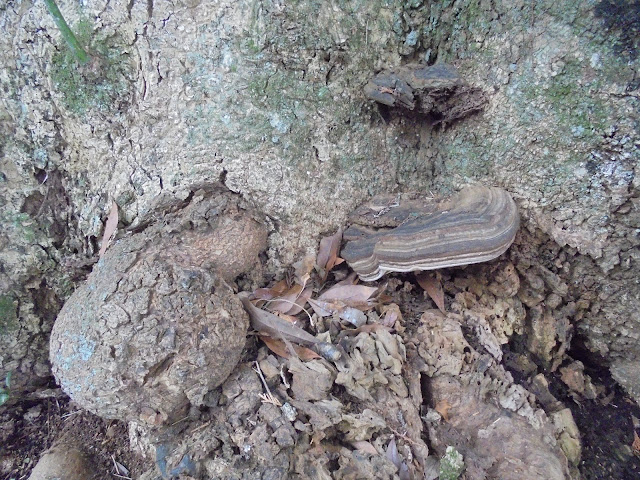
43 0 89 64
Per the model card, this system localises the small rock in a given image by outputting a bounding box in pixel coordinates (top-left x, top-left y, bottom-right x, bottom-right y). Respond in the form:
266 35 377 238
258 356 281 381
280 402 297 422
560 361 587 394
338 409 386 442
529 374 564 412
28 443 98 480
0 454 15 474
551 408 582 466
23 405 42 423
487 262 520 298
546 293 563 309
518 272 546 307
289 358 335 402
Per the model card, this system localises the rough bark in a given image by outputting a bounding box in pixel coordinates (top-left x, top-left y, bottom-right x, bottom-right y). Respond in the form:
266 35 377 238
0 0 638 414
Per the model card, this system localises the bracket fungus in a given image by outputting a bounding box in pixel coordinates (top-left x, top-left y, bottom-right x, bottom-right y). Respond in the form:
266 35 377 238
341 186 520 282
364 63 487 124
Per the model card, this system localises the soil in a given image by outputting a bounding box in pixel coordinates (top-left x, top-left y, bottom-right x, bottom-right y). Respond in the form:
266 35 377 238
0 390 151 480
550 350 640 479
499 335 640 480
564 377 640 479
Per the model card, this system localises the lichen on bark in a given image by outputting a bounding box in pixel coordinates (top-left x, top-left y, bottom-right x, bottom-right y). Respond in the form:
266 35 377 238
49 17 134 115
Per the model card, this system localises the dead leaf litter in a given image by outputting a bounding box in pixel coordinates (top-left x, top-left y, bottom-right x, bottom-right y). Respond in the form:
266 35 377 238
194 229 578 480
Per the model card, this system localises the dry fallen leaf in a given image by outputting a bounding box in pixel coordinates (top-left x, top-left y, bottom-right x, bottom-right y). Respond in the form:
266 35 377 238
268 284 304 314
275 312 302 325
111 457 129 477
308 298 367 327
286 287 313 316
316 228 343 279
416 272 445 313
337 306 367 327
385 438 410 480
98 201 119 257
319 284 377 304
386 438 400 467
435 398 452 421
260 335 320 360
308 298 333 317
351 440 378 456
293 254 316 287
633 430 640 456
240 295 320 347
253 279 290 301
381 303 402 327
334 271 358 286
376 293 394 304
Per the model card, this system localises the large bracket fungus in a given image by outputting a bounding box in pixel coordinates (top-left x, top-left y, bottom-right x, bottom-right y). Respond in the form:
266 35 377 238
342 186 520 281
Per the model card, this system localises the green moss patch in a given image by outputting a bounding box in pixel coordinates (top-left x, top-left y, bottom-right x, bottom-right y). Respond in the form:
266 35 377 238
50 19 133 115
0 295 18 334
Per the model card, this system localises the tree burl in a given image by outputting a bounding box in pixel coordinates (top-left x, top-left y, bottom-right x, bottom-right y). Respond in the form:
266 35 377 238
50 194 266 425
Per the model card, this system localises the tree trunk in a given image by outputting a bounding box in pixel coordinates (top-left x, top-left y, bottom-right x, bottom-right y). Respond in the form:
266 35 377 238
0 0 638 477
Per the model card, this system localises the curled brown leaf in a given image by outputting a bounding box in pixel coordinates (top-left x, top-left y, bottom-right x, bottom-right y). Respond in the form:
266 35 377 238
286 287 313 316
259 335 320 360
240 294 319 347
253 279 290 301
293 254 316 287
416 272 445 313
317 228 343 278
98 201 119 257
319 284 377 304
381 303 402 327
268 284 304 314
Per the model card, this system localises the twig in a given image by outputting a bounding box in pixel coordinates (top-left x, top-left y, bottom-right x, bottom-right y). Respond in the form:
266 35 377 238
189 420 212 435
372 194 401 218
263 298 314 325
111 454 131 479
366 19 369 46
61 410 81 419
253 361 281 407
279 365 290 389
259 393 281 406
170 416 189 426
390 428 420 447
25 387 64 400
